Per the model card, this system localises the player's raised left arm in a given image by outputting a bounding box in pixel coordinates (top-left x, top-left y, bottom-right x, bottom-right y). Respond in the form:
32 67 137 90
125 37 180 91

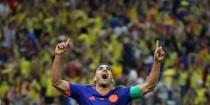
130 40 165 99
141 40 165 94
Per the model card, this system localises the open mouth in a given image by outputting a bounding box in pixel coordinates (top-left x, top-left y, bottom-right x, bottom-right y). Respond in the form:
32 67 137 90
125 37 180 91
102 74 108 79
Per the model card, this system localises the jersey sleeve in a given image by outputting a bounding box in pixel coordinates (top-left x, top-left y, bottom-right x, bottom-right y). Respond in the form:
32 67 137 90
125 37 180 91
114 86 132 104
66 83 83 99
129 85 143 99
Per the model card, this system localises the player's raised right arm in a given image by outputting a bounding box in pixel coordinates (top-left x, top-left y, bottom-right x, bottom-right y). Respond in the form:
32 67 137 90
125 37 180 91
51 38 71 96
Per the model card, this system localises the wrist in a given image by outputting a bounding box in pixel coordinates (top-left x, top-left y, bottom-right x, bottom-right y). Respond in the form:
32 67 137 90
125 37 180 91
55 53 62 56
153 59 161 64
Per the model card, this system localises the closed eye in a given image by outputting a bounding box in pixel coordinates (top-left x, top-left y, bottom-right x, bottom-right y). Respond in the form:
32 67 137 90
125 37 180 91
97 66 112 71
99 67 103 70
106 67 111 71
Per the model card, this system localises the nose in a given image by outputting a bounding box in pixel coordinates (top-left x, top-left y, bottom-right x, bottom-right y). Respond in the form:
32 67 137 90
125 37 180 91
102 69 108 73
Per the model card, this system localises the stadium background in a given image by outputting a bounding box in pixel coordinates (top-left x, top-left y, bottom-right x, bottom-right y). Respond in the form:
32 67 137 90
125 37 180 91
0 0 210 105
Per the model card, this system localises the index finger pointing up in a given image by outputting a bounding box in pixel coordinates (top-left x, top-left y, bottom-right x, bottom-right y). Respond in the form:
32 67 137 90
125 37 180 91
156 40 159 49
65 38 70 46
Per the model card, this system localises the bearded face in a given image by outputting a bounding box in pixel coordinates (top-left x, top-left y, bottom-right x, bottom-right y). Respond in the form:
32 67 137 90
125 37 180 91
94 65 114 87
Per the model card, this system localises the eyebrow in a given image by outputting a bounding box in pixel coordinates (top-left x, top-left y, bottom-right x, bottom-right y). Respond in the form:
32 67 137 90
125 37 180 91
96 66 111 70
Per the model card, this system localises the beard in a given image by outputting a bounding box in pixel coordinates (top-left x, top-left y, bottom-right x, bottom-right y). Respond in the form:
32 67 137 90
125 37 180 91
95 72 114 88
96 77 112 88
99 83 109 88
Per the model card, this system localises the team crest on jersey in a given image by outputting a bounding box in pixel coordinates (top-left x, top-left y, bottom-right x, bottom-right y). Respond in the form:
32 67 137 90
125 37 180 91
109 94 118 103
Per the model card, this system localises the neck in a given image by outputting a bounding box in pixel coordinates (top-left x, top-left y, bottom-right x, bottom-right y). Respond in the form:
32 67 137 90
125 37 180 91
95 84 113 95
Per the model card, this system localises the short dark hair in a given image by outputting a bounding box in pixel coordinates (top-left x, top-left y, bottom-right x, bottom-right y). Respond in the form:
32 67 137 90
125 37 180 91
96 63 112 69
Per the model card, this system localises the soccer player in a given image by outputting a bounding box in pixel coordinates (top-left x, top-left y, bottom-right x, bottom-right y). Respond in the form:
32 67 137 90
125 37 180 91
52 38 165 105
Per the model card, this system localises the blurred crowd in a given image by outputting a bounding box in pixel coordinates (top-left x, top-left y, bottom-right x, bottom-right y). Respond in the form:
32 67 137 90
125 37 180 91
1 0 210 105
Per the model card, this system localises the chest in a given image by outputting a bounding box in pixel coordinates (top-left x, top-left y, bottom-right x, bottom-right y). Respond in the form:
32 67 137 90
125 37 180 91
77 91 128 105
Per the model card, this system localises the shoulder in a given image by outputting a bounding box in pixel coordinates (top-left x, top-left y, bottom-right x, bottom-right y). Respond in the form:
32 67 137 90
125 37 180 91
70 83 92 89
113 86 131 94
68 83 93 97
115 86 131 90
